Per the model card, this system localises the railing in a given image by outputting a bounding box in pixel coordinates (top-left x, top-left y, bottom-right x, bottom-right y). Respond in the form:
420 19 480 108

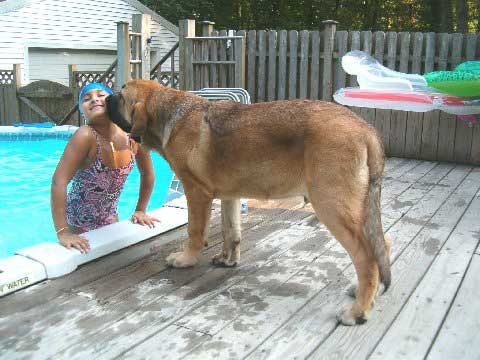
0 70 14 85
150 42 179 88
130 31 142 80
74 65 117 90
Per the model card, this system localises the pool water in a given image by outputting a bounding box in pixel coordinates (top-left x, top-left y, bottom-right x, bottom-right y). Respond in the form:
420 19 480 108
0 139 173 259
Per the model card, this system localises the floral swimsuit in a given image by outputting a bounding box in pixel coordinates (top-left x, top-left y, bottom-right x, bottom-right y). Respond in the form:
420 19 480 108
66 126 134 232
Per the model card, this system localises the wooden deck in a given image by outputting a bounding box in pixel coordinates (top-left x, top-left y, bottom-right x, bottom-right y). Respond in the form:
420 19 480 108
1 157 480 360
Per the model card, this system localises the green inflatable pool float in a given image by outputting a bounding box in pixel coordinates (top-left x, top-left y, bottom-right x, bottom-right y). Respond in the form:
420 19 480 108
455 61 480 73
424 61 480 97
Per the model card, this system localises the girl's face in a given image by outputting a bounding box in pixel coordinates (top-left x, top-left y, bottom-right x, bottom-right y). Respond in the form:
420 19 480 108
80 89 109 122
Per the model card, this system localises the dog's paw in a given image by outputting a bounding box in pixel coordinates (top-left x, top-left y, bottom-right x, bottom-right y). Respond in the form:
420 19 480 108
212 251 239 267
166 251 198 268
337 303 369 326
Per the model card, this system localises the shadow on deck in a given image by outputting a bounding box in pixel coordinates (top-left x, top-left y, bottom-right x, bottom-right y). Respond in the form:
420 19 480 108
1 158 480 359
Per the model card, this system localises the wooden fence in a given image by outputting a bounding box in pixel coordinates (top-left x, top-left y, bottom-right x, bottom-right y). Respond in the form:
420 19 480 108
17 80 74 124
0 66 20 125
232 25 480 164
150 41 180 87
1 19 479 164
0 66 78 125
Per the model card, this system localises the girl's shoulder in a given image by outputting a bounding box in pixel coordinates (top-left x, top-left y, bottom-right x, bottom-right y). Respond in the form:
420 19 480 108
72 125 94 138
67 125 96 149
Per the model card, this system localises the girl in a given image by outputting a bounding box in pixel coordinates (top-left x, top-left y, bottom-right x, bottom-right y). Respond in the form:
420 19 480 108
51 83 159 253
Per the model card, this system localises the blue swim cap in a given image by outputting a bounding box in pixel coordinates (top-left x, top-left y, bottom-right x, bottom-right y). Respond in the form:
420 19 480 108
78 83 113 113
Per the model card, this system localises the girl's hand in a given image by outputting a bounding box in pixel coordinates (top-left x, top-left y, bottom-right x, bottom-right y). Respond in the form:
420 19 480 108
58 232 90 253
131 211 160 228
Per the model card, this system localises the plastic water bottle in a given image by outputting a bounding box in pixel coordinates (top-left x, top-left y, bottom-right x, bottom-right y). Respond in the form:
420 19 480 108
240 199 248 215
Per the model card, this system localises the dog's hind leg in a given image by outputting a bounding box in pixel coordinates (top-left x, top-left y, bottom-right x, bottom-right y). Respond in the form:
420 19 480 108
347 233 391 299
212 199 242 267
311 203 379 325
306 159 379 325
166 184 213 268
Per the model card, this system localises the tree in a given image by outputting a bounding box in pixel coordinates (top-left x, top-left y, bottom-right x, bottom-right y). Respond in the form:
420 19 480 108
140 0 478 32
456 0 468 32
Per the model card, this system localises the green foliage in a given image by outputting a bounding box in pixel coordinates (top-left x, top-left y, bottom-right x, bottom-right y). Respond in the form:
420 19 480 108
143 0 479 32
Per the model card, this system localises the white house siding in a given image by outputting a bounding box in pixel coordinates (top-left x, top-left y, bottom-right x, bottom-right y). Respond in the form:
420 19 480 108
150 20 178 61
0 0 178 84
29 48 116 85
0 46 23 70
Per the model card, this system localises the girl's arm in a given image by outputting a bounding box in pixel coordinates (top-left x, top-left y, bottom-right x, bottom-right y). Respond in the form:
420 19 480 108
131 144 159 227
51 126 93 253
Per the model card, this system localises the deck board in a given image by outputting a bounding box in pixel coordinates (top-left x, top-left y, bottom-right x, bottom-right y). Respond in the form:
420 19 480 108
126 226 345 359
74 206 289 300
308 166 479 360
243 163 470 360
427 253 480 360
1 158 479 360
42 211 315 359
158 163 465 359
245 162 458 360
370 177 480 359
62 162 448 360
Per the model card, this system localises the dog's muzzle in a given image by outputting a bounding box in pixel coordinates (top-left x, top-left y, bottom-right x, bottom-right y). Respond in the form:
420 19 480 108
106 95 141 142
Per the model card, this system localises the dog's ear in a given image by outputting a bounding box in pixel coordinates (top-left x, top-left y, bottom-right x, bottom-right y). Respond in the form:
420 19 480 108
106 95 132 133
131 102 149 142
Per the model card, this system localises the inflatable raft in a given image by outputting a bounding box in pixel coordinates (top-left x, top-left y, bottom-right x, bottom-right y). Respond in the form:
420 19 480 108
334 51 480 116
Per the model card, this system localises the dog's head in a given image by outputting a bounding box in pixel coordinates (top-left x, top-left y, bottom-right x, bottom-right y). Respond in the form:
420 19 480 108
106 80 162 143
107 80 210 152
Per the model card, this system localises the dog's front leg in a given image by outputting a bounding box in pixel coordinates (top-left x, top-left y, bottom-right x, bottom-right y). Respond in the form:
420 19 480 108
166 188 212 268
212 199 242 267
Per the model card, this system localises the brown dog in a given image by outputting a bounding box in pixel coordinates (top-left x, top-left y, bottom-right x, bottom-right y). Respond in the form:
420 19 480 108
109 79 391 325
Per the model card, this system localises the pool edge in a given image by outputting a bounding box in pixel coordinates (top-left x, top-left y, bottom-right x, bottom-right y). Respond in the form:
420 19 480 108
0 196 188 297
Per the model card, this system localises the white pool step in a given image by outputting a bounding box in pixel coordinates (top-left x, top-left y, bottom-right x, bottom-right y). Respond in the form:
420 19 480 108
0 197 188 297
0 255 47 296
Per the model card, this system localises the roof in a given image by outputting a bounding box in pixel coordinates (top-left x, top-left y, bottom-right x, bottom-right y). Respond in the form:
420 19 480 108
124 0 178 35
0 0 178 35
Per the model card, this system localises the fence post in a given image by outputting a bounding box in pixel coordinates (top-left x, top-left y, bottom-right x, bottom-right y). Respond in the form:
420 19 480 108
322 20 338 101
234 37 246 88
13 64 22 121
178 19 196 90
13 64 22 89
200 20 214 36
68 64 77 90
68 64 79 125
132 14 152 80
116 21 131 91
200 21 215 88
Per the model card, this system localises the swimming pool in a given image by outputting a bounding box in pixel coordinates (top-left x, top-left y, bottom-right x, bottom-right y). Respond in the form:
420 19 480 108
0 131 173 259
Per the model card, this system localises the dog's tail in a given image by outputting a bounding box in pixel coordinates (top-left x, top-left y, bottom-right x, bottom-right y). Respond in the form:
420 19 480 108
364 132 391 291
